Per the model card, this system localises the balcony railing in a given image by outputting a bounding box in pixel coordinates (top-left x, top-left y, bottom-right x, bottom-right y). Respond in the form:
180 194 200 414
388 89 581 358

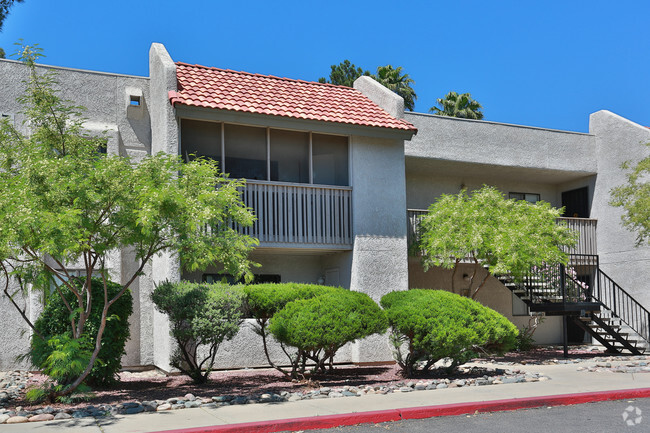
236 181 353 248
556 217 597 256
407 210 597 256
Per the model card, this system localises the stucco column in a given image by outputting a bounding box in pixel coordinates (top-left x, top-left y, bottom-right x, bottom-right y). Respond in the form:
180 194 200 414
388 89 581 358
147 42 181 371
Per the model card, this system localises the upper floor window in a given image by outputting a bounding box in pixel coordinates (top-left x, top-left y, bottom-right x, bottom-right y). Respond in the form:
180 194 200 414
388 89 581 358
509 192 540 203
181 120 349 186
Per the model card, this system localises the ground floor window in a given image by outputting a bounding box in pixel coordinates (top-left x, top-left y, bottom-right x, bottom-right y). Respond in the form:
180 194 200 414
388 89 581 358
203 273 281 284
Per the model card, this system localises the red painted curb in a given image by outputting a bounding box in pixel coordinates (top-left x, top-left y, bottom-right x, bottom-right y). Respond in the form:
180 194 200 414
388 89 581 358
153 388 650 433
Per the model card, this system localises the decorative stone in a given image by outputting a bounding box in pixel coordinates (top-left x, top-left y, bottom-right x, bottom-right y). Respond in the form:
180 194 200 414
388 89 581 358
0 414 9 423
184 401 201 409
184 393 196 401
156 403 171 411
54 412 72 420
328 392 344 398
29 414 55 422
6 416 29 424
212 395 234 402
72 410 91 418
231 396 248 405
125 406 144 415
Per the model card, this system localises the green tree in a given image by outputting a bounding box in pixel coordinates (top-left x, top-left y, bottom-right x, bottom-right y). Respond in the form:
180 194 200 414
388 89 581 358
0 0 23 31
318 60 371 87
319 61 417 111
610 142 650 245
430 91 484 120
373 65 417 111
0 44 258 400
417 186 576 299
0 47 5 58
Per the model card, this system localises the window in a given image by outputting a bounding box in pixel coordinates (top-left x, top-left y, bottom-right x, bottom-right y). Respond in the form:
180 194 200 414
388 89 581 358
180 120 349 186
270 129 309 183
225 124 267 180
509 192 540 203
312 133 349 186
203 273 281 284
50 270 87 295
181 119 222 164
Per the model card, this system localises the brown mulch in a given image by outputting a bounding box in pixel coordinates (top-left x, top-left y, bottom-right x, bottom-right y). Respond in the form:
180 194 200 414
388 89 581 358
9 345 608 412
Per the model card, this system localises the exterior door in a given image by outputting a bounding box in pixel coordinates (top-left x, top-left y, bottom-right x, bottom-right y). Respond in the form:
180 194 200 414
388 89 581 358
561 187 589 218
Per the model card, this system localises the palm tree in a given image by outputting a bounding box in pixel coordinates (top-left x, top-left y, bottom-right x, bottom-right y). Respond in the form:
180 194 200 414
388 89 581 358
373 65 417 111
430 92 484 120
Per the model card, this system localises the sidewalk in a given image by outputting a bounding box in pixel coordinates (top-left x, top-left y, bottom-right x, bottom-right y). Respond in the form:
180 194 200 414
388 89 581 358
4 361 650 433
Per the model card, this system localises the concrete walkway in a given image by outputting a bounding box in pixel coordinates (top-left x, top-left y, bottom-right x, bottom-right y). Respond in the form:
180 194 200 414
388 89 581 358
4 361 650 433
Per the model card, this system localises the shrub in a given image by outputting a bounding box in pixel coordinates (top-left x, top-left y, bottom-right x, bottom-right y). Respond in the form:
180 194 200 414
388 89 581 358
243 283 338 376
152 281 244 383
380 289 518 377
31 277 133 387
269 289 388 377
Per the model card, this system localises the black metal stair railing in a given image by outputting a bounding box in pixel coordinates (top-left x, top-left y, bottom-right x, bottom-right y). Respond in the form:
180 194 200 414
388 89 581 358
592 267 650 345
502 260 592 306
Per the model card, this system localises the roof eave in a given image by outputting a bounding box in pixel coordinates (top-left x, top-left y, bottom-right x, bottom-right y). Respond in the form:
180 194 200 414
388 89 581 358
173 104 417 140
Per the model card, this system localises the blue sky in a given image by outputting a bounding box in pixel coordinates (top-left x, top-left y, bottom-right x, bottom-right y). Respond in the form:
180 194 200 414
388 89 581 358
1 1 648 132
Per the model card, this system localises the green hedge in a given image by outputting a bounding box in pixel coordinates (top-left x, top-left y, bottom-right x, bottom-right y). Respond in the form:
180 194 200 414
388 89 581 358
32 277 133 386
381 289 518 377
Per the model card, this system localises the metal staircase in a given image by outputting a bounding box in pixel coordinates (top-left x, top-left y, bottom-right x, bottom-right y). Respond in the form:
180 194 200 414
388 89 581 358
500 254 649 355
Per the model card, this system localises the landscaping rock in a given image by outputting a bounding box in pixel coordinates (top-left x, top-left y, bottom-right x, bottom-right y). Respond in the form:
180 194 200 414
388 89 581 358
125 406 144 415
29 414 55 422
212 395 234 402
6 416 29 423
156 403 171 411
54 412 72 420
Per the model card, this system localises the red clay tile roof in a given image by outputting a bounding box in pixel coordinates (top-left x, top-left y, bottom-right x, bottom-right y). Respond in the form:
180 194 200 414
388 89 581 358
170 62 417 133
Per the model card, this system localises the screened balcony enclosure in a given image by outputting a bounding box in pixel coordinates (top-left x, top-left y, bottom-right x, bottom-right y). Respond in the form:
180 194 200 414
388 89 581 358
181 119 353 249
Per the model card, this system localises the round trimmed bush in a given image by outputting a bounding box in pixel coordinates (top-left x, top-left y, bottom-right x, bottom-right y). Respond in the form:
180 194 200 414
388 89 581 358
380 289 518 377
151 281 244 383
31 277 133 386
269 289 388 373
243 283 338 320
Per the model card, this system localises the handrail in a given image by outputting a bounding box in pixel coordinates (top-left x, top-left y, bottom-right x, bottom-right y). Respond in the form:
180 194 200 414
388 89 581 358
593 268 650 344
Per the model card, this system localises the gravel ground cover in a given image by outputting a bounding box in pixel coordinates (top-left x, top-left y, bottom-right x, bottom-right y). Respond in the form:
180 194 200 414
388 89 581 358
1 344 636 425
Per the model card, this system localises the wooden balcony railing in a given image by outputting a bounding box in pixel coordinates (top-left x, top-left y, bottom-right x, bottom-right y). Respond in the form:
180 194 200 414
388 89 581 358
236 181 353 247
407 210 598 256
